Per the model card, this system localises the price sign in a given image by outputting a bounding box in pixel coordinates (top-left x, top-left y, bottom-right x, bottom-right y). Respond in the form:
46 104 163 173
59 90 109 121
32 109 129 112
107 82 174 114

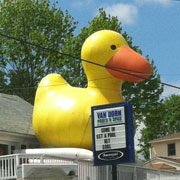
91 102 135 166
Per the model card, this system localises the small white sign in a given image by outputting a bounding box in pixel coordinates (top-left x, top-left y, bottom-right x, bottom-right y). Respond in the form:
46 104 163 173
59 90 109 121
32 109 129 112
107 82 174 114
95 124 126 151
94 107 125 127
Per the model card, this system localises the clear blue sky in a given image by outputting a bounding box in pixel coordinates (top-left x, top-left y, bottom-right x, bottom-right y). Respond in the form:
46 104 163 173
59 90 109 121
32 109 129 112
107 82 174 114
53 0 180 97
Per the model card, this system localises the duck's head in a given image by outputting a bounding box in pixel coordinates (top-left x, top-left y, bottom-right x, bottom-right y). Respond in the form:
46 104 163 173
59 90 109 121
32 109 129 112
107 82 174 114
81 30 151 83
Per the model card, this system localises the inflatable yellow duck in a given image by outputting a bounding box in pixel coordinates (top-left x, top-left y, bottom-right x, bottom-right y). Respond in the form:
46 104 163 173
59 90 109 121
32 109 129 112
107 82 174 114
33 30 151 150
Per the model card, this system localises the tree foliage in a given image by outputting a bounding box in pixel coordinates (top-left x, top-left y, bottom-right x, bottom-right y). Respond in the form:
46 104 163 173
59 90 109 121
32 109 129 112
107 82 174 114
0 0 77 103
163 95 180 133
0 71 6 89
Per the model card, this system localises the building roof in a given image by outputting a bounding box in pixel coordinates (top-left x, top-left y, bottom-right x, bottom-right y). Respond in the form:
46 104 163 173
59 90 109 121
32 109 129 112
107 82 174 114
145 162 176 170
150 133 180 144
158 156 180 164
144 156 180 168
0 93 34 135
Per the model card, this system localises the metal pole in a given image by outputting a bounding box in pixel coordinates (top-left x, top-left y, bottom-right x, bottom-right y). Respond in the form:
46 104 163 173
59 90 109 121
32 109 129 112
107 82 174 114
112 165 117 180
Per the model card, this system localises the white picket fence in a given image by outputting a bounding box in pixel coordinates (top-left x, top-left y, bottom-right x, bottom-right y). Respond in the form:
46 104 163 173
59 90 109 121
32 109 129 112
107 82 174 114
0 153 109 180
1 153 180 180
0 155 16 179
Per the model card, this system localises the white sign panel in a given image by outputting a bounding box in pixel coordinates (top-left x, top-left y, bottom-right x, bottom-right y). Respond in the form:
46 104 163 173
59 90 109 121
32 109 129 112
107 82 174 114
94 106 125 127
92 106 126 151
95 124 126 151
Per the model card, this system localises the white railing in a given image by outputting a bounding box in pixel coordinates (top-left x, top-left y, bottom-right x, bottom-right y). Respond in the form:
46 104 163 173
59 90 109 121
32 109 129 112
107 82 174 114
1 154 180 180
0 154 76 179
0 154 95 180
0 154 46 179
0 154 16 179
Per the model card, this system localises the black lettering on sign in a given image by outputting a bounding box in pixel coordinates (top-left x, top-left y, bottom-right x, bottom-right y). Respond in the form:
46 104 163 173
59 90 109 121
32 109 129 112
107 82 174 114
101 127 110 133
108 133 116 137
102 144 111 150
104 139 110 143
111 127 115 131
96 134 103 139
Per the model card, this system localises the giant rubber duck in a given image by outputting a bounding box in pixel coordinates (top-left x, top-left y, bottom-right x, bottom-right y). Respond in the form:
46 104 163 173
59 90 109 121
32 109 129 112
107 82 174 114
33 30 151 150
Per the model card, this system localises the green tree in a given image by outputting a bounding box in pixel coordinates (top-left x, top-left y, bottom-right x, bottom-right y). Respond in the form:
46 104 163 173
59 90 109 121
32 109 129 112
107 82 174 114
138 102 165 159
163 95 180 133
0 71 6 89
140 95 180 159
0 53 7 89
0 0 77 103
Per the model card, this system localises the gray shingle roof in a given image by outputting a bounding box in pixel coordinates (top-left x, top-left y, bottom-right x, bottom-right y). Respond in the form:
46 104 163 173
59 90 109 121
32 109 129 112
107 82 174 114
0 93 34 135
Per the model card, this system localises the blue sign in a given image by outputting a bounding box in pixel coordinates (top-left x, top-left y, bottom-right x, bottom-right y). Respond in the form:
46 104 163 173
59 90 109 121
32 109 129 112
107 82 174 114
91 102 135 166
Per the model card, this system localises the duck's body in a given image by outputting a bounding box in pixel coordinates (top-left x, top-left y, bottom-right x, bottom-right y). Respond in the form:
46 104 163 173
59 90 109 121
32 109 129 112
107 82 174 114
33 74 123 149
33 30 151 150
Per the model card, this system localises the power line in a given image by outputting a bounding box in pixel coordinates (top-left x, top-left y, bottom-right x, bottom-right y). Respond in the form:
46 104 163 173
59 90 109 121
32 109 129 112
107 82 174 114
161 82 180 90
0 32 180 91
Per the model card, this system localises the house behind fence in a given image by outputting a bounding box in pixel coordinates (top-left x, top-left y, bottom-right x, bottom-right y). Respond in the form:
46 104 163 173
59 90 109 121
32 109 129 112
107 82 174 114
0 93 40 156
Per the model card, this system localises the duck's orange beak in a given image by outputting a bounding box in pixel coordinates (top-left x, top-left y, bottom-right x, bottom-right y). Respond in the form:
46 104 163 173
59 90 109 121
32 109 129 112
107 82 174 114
106 46 152 82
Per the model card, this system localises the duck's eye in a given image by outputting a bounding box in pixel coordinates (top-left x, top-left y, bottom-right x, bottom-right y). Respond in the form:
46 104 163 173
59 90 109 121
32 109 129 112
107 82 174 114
111 45 116 50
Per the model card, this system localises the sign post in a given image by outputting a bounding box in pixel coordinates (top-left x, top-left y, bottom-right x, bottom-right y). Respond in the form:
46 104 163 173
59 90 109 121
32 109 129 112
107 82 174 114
112 165 117 180
91 102 135 176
